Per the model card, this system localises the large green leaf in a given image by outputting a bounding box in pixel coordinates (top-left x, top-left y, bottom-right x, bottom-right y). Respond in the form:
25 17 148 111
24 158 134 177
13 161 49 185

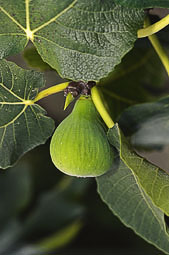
97 124 169 254
114 0 169 8
99 46 167 120
0 0 144 81
119 96 169 149
109 125 169 215
0 59 55 169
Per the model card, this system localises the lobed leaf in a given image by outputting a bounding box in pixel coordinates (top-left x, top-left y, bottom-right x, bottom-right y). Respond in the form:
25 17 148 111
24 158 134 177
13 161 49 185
0 59 55 169
97 124 169 254
114 0 169 8
0 0 145 81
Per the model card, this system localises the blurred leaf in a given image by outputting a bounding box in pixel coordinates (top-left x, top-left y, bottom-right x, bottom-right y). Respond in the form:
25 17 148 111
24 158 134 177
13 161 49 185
57 176 92 199
99 46 167 120
114 0 169 8
36 221 82 251
0 59 55 168
4 246 43 255
5 221 82 255
97 124 169 254
24 143 63 195
119 95 169 149
0 157 88 255
23 46 53 71
24 144 92 201
22 185 84 239
0 220 22 254
0 0 144 81
0 162 32 229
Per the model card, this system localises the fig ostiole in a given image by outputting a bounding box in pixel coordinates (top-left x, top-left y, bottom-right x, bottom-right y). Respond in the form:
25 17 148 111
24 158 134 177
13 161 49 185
50 96 114 177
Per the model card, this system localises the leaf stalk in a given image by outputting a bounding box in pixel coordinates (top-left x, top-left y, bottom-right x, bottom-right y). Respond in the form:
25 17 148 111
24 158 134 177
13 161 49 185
33 82 69 103
91 86 114 129
138 14 169 38
144 18 169 76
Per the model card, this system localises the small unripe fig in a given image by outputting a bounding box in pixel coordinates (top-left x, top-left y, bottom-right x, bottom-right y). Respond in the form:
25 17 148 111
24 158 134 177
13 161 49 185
50 96 114 177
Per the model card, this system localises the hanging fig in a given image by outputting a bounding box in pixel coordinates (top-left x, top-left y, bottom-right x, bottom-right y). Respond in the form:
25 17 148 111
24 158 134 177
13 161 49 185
50 96 114 177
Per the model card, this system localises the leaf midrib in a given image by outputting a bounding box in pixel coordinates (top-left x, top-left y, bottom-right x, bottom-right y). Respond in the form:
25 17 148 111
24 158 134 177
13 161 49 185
0 0 78 41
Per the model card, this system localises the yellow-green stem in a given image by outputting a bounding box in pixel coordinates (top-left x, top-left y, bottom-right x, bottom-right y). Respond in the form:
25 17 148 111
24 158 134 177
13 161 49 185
91 86 114 129
33 82 69 103
144 18 169 76
138 14 169 38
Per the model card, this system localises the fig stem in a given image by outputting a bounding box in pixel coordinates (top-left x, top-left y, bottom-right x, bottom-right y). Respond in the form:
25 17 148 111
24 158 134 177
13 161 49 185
144 17 169 76
91 86 114 129
64 92 74 110
138 14 169 38
33 82 69 103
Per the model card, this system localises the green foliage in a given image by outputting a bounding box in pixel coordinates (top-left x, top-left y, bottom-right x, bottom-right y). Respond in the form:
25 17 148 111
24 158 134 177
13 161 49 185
22 186 84 237
0 148 86 255
109 125 169 216
97 125 169 254
0 1 169 254
0 60 55 169
0 162 31 230
99 45 167 120
119 96 169 149
114 0 169 8
0 0 144 81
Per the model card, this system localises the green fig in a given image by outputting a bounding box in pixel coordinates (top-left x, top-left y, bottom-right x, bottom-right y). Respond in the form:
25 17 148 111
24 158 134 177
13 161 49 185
50 96 114 177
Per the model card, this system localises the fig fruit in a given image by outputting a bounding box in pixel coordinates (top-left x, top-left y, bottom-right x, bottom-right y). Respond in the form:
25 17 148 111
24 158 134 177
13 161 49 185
50 96 114 177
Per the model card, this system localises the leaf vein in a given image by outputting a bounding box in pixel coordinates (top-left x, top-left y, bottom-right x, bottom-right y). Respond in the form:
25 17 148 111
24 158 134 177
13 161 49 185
53 19 130 35
12 122 17 148
0 105 28 128
32 0 77 34
34 35 119 59
24 111 31 138
30 105 44 138
0 7 26 32
0 127 6 148
0 82 24 102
